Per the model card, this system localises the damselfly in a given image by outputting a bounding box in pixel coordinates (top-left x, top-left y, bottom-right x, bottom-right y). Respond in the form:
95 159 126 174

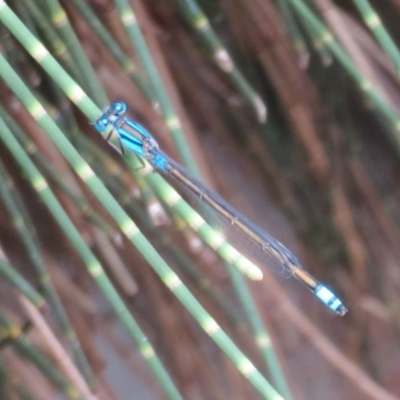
95 101 347 316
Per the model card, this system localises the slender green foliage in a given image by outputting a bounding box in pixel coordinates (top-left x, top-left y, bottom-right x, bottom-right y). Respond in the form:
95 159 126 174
68 0 156 104
0 256 45 311
175 0 267 122
41 0 108 106
0 126 94 385
0 105 183 399
0 49 281 398
0 310 80 399
352 0 400 75
114 0 202 175
288 0 400 132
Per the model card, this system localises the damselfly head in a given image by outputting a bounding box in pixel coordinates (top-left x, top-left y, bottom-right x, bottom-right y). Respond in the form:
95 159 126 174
96 101 128 132
94 115 109 133
110 101 127 116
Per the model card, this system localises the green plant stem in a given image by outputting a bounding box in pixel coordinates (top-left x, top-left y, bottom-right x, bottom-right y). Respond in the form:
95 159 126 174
0 105 119 244
17 0 81 80
74 133 167 227
114 0 202 176
0 310 81 399
0 47 281 400
277 0 310 68
288 0 400 132
0 257 45 311
0 144 94 386
0 107 183 399
41 0 108 106
175 0 267 122
228 266 293 400
0 6 285 397
352 0 400 75
0 360 38 400
68 0 156 105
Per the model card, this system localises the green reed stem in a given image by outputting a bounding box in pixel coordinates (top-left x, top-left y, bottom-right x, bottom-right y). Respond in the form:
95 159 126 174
76 123 169 228
288 0 400 132
352 0 400 75
228 265 293 400
175 0 267 122
0 105 119 243
133 157 293 398
17 0 81 80
68 0 156 105
114 0 201 176
89 153 167 226
0 5 285 397
0 6 99 120
132 159 262 279
15 386 38 400
0 110 183 399
0 56 281 400
0 310 80 399
0 256 45 311
96 161 242 319
0 134 94 386
114 0 289 384
40 0 108 107
277 0 310 68
0 360 38 400
0 53 281 400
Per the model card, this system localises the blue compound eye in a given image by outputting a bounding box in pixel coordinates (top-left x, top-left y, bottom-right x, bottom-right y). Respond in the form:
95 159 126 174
98 117 108 128
113 101 127 115
95 117 109 132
